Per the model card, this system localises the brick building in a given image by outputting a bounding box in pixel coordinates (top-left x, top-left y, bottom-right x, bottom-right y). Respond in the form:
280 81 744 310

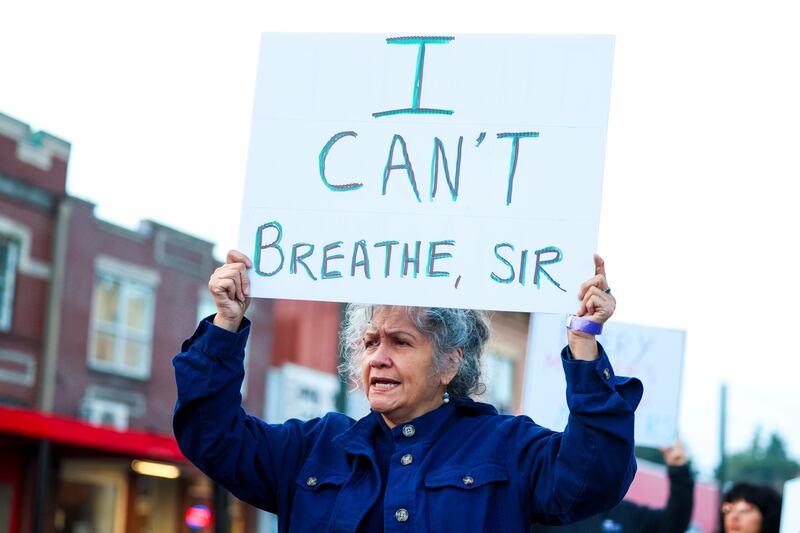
0 112 274 533
0 111 72 532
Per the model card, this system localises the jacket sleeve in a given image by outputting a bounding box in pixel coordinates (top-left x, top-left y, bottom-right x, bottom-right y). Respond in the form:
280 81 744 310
172 317 327 512
529 465 694 532
526 343 643 525
624 464 695 533
660 464 695 533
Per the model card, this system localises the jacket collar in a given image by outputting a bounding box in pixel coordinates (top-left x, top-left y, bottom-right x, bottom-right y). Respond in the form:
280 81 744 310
332 398 497 456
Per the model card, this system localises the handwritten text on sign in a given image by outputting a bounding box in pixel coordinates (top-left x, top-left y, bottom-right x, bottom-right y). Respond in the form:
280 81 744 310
238 34 614 311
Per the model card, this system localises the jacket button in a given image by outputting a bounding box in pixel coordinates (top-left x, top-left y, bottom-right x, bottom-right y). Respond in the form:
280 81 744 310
402 424 416 438
400 453 413 466
395 508 409 522
462 476 474 486
305 476 317 487
603 368 611 380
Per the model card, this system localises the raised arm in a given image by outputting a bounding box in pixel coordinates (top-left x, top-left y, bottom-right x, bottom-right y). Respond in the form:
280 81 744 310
599 441 695 533
172 250 329 511
526 255 643 524
651 440 695 533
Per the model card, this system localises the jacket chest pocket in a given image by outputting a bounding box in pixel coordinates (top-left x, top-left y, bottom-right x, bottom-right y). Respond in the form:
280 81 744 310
289 461 348 532
424 462 510 533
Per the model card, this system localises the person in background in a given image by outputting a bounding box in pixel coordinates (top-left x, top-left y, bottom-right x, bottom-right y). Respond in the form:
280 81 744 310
719 482 782 533
532 439 695 533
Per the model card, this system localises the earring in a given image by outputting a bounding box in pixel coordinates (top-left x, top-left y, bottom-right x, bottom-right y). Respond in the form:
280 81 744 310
443 391 450 404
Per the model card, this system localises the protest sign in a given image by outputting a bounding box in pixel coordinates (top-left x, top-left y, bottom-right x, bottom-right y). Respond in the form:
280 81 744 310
522 313 685 447
781 476 800 533
238 33 614 312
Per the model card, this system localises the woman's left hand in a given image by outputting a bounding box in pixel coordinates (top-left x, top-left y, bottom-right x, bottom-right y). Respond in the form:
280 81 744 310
576 254 616 325
568 254 615 361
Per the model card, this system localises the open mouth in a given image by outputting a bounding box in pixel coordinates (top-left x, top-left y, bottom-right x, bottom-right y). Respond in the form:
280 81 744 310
370 377 400 390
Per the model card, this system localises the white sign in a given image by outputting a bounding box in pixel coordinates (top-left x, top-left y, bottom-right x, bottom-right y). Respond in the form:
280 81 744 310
781 476 800 533
522 314 685 447
239 33 615 312
265 363 340 422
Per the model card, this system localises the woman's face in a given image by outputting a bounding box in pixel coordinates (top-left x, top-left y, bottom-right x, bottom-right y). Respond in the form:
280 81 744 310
360 308 458 428
723 499 763 533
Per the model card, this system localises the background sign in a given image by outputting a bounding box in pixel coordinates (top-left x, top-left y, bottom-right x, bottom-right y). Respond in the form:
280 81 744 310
185 505 212 529
523 313 686 447
781 476 800 533
239 33 615 312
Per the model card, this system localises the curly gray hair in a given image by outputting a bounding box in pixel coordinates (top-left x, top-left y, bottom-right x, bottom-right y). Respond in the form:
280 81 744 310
340 304 491 399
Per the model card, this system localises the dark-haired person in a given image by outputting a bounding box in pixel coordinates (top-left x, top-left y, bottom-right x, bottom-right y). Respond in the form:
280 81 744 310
720 482 782 533
531 439 694 533
173 252 643 531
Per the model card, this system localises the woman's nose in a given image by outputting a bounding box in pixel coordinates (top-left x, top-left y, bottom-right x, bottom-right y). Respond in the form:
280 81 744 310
369 345 392 368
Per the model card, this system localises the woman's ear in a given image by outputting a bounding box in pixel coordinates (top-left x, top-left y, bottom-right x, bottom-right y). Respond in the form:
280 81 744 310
441 347 463 385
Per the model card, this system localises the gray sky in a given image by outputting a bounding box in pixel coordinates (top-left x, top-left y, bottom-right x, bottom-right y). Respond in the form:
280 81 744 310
3 0 799 477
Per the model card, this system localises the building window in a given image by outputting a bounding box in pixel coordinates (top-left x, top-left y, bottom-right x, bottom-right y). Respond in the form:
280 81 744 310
88 258 158 379
81 397 131 431
0 235 20 331
56 460 129 533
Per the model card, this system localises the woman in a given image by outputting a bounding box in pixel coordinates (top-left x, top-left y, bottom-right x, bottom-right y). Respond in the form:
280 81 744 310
173 251 643 531
720 482 782 533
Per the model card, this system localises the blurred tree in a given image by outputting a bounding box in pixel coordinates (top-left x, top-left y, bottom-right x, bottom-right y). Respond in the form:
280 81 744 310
635 445 665 465
720 429 800 491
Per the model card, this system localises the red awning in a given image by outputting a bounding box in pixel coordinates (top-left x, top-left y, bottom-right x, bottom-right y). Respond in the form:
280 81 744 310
0 405 187 463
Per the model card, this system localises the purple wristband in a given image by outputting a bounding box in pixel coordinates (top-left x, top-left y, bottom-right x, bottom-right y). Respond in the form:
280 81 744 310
565 315 603 335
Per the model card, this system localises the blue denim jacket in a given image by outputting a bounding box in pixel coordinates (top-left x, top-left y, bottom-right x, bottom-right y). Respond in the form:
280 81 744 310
173 318 643 532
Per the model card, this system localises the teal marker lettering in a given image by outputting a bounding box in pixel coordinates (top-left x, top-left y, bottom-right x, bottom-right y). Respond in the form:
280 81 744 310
402 241 422 278
490 243 514 284
430 137 463 201
321 241 344 279
497 132 540 205
374 240 399 278
254 222 284 277
426 240 454 277
350 240 371 278
373 36 455 118
319 131 363 191
533 246 566 292
290 243 317 280
383 134 421 202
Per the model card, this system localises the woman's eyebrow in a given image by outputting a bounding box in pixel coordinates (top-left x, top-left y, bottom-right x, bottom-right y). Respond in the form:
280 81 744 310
383 328 421 341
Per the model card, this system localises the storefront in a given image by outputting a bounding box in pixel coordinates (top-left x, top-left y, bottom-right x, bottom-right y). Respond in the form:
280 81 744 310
0 405 245 533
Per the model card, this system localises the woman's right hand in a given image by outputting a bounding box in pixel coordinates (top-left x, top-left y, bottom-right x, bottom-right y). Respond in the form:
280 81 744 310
209 250 252 332
661 439 689 467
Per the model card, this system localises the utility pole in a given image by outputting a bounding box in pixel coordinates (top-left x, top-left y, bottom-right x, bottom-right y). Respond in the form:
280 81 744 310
31 440 51 533
718 383 728 498
214 483 230 533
